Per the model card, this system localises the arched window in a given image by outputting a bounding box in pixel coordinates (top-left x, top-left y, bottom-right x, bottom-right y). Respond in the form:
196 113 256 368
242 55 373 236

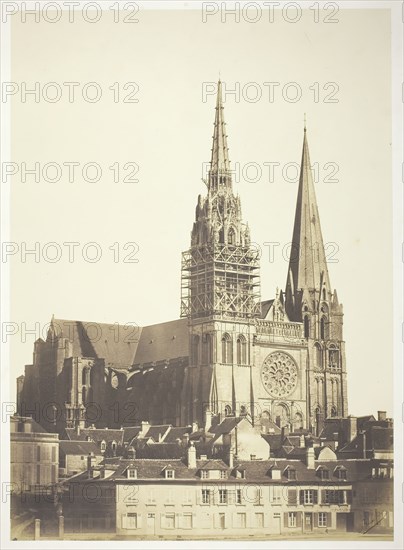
330 406 337 417
221 333 233 364
240 405 247 416
304 316 310 338
224 405 232 417
315 343 322 369
100 440 107 452
82 386 87 404
82 367 89 386
236 335 247 364
320 317 328 340
228 228 236 245
314 407 322 436
202 334 212 364
192 335 200 365
323 288 327 300
328 348 339 370
111 440 117 451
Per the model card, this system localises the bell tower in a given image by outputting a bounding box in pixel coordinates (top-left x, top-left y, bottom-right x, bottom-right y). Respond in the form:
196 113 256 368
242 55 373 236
285 125 348 434
180 81 261 425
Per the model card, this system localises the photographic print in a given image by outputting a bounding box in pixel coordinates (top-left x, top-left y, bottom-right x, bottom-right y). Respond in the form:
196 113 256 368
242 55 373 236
1 1 402 548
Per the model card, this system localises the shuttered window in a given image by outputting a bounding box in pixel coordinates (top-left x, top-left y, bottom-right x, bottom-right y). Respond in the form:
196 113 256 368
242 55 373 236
299 490 318 505
288 489 297 505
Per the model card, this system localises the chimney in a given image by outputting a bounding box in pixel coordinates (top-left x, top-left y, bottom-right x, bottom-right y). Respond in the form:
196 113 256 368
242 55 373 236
377 411 387 422
347 416 357 442
87 452 96 478
306 445 315 469
187 442 197 469
281 425 289 441
299 434 305 448
228 449 234 469
127 446 136 459
76 424 81 437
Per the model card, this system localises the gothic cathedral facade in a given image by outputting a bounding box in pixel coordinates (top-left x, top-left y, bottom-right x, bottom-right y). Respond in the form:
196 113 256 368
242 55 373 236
179 81 348 434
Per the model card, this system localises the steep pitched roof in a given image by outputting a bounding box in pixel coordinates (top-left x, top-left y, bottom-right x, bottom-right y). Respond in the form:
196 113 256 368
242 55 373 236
144 425 171 443
338 427 393 457
11 415 50 434
51 317 189 370
52 319 139 368
209 416 244 435
132 319 189 366
65 428 124 445
163 426 192 443
59 440 101 456
260 300 274 319
123 426 142 443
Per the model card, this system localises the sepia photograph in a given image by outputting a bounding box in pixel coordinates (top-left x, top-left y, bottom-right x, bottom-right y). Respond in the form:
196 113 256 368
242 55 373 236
0 1 403 548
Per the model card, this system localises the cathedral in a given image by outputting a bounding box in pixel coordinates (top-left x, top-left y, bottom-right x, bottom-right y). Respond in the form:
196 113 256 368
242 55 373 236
17 81 348 437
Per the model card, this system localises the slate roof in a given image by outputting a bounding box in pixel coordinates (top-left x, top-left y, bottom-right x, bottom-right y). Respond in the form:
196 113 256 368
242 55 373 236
144 425 171 442
163 426 192 443
338 427 393 457
133 319 189 365
52 317 189 370
69 456 392 484
261 434 283 453
135 443 185 459
52 319 138 368
11 415 50 434
260 300 274 319
209 416 244 435
65 428 124 446
319 419 344 440
123 426 142 443
59 440 101 456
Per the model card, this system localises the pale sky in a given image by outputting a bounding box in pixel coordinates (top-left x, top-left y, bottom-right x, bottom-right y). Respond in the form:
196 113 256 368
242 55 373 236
7 6 393 417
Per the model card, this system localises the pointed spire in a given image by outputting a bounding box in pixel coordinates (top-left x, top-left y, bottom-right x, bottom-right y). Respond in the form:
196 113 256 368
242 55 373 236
209 80 232 189
286 126 331 315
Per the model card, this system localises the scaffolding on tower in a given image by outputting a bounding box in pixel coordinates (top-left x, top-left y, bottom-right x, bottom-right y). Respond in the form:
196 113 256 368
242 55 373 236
181 242 261 320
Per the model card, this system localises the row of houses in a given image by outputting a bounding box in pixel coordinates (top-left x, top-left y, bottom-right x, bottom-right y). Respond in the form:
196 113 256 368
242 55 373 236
10 413 394 537
61 444 393 537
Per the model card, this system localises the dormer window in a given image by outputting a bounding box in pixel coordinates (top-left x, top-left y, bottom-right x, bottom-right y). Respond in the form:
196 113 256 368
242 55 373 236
100 440 106 452
334 466 347 480
127 468 137 479
200 470 208 479
317 466 329 480
220 470 227 479
165 469 175 479
284 467 296 480
236 470 246 479
111 440 117 451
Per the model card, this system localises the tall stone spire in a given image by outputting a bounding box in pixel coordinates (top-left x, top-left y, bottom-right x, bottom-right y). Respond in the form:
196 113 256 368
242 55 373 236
286 126 331 320
209 80 232 190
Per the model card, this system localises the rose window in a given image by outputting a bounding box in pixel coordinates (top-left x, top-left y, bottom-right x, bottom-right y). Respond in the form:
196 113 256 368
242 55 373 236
261 352 298 398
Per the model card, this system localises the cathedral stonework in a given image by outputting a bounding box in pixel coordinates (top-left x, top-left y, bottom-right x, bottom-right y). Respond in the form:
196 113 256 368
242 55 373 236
17 82 348 437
